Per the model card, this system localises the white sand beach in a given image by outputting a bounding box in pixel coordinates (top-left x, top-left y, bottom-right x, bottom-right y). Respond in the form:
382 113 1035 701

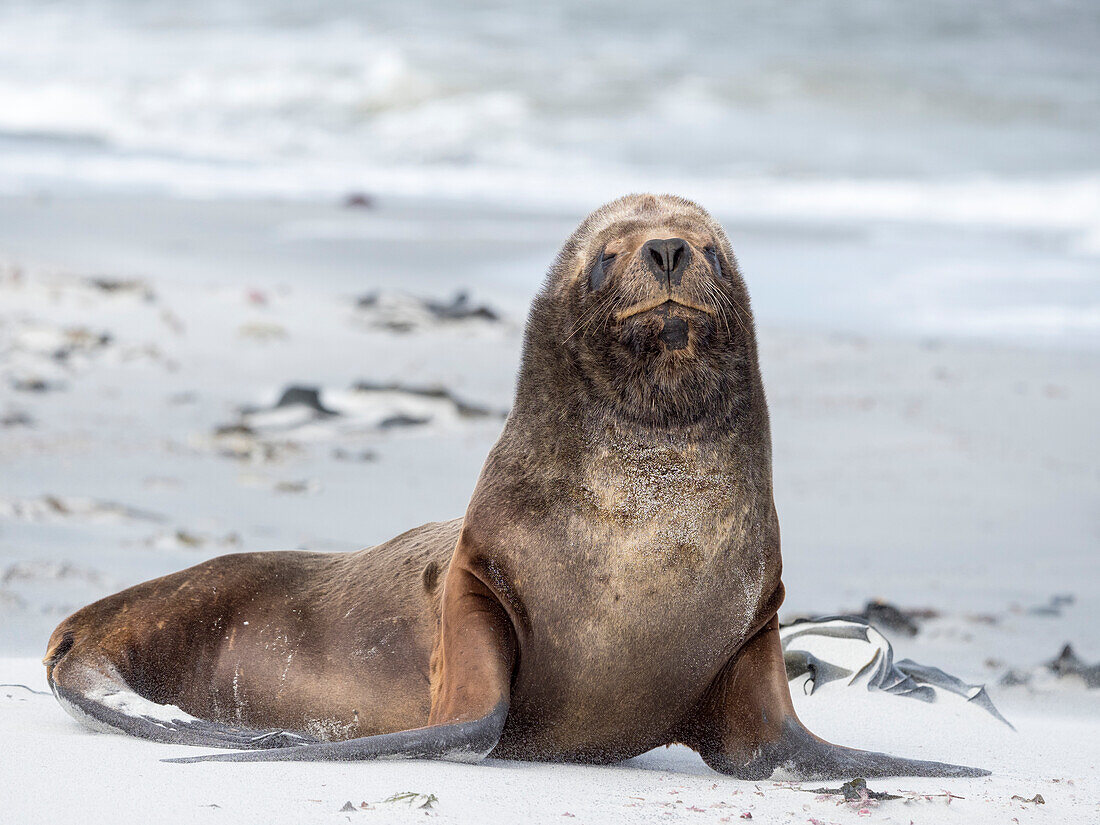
1 192 1098 823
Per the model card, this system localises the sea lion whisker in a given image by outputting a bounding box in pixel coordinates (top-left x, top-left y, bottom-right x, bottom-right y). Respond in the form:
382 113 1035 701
563 291 619 343
703 278 747 340
712 286 733 342
566 286 631 343
727 295 750 339
562 301 603 342
697 279 732 341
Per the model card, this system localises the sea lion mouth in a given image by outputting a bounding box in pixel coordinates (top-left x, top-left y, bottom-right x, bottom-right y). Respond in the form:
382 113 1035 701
614 296 715 322
658 317 690 349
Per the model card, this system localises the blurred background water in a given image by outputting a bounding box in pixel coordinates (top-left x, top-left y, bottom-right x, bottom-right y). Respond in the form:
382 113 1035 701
0 0 1098 343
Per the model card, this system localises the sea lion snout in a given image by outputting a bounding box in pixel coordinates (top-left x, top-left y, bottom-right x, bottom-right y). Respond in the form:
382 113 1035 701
610 231 721 323
557 194 756 424
642 237 690 287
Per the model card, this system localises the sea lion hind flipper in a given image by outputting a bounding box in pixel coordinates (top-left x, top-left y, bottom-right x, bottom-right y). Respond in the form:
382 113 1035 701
168 551 517 765
48 654 318 750
163 700 509 763
742 717 990 779
688 615 989 780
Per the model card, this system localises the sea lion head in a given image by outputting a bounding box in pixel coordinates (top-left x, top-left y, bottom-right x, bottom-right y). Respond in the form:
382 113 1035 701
526 194 759 428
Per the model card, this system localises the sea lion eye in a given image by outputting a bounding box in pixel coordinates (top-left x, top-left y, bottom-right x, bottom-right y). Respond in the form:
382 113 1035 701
589 251 616 291
704 246 722 274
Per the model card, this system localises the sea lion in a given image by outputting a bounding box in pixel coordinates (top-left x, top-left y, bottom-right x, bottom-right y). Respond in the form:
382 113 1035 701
43 194 986 778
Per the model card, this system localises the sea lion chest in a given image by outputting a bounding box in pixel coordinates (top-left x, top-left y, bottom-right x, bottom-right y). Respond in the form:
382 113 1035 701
576 434 741 570
491 429 777 760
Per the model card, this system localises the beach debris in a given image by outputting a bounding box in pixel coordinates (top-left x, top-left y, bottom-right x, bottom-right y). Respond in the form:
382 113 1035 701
209 424 298 463
0 262 24 285
1046 644 1100 688
894 790 966 803
353 290 502 333
382 792 437 809
85 276 156 301
342 192 375 209
238 321 288 342
13 324 112 362
422 291 499 323
206 381 502 459
339 801 357 812
0 263 159 308
143 530 242 551
332 447 377 462
211 386 350 460
160 308 186 335
350 381 500 420
999 643 1100 689
808 778 901 803
1025 593 1075 617
1 314 166 394
10 376 66 393
0 409 34 427
804 778 907 816
211 432 298 463
232 385 340 435
1 561 105 587
780 618 1013 727
0 264 155 302
1010 794 1045 804
998 669 1031 687
858 600 922 637
787 600 947 638
0 495 165 524
273 479 321 495
377 413 429 429
274 386 339 416
0 590 28 609
1 683 52 698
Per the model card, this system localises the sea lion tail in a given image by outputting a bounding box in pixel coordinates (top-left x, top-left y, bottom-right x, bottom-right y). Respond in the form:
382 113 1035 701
44 632 317 751
163 700 509 763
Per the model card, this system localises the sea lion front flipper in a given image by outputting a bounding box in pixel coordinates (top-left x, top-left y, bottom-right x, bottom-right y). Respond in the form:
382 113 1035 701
167 561 516 764
686 614 989 780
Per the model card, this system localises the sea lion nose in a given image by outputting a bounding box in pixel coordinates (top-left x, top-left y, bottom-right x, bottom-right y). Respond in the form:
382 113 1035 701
642 238 689 287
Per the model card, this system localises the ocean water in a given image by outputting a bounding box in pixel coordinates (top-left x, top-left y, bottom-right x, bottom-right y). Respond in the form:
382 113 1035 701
0 0 1097 344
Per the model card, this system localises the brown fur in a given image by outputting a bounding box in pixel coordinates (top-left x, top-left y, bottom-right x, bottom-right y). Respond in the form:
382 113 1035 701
46 521 457 740
45 194 984 778
446 194 781 760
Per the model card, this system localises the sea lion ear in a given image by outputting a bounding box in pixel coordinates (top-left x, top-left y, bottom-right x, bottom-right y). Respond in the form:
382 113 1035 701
589 251 615 291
